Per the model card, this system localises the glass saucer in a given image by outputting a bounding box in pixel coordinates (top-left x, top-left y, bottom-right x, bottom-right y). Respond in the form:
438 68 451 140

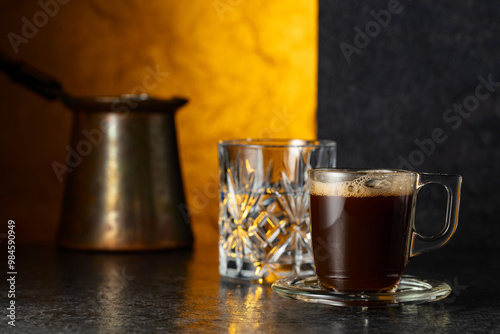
272 275 451 308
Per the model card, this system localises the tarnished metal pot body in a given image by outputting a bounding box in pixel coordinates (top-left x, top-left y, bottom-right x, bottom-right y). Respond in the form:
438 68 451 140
57 97 193 251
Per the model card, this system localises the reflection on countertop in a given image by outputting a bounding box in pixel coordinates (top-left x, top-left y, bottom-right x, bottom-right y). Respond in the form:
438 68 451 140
2 243 498 333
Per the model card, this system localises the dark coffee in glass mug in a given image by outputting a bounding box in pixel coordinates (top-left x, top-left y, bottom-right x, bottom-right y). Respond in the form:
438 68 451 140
309 169 461 293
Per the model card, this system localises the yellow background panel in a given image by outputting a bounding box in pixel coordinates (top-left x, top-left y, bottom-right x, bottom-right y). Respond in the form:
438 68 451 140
0 0 317 245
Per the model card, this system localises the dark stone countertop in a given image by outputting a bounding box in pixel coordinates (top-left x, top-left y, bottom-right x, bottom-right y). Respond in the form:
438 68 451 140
1 243 499 333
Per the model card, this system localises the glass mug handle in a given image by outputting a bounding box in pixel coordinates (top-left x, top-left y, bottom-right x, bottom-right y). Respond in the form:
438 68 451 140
410 173 462 258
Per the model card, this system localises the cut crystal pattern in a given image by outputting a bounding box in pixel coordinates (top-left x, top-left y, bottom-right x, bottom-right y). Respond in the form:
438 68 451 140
219 145 335 282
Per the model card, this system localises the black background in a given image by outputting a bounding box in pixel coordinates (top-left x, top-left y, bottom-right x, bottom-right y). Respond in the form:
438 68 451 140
318 0 500 251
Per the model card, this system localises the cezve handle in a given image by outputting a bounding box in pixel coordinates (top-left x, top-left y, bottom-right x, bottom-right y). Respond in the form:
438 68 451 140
0 50 65 101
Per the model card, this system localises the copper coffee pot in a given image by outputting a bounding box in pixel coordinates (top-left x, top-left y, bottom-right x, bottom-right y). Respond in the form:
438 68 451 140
0 52 193 251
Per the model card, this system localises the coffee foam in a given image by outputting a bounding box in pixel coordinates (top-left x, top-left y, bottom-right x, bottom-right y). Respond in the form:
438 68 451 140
310 174 414 197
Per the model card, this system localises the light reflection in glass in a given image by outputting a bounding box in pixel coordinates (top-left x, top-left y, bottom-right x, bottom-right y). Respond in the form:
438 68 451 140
104 116 120 244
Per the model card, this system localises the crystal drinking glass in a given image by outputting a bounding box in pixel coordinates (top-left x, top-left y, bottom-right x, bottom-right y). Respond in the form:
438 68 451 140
218 139 336 282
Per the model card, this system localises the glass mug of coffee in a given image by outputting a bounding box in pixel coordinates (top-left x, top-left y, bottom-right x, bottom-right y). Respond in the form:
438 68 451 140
309 168 461 293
